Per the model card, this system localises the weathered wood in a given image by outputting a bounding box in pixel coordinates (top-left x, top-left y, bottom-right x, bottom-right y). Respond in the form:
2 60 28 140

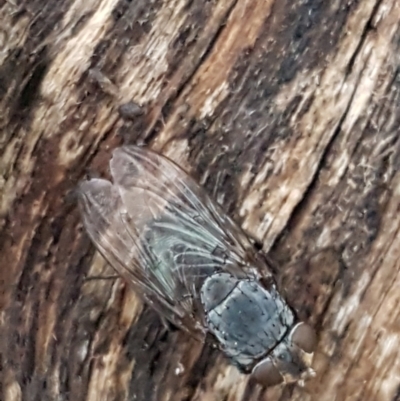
1 0 400 400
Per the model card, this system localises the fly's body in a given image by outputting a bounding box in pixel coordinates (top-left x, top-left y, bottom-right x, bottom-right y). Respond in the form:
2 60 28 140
77 145 316 386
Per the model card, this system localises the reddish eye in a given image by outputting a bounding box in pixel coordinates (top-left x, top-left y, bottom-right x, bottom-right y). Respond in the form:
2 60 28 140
291 323 317 354
251 358 283 387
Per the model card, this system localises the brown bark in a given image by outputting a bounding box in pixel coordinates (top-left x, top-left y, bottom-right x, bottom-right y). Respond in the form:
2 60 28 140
1 0 400 400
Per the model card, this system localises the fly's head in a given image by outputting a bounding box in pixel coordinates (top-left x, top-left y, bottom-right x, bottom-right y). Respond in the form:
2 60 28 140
251 322 317 387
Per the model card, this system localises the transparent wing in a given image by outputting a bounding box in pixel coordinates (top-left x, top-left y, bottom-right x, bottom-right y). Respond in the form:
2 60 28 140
77 145 268 337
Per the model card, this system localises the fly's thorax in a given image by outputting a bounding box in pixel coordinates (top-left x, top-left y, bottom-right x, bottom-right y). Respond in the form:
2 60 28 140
251 322 317 387
200 272 295 372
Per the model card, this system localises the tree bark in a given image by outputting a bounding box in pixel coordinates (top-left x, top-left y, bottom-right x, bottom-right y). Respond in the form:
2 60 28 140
1 0 400 400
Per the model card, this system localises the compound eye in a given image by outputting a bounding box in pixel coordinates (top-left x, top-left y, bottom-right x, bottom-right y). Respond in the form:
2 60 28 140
251 358 283 387
291 323 317 354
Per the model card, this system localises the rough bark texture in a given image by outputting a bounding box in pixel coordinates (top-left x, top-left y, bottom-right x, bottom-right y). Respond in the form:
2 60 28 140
1 0 400 400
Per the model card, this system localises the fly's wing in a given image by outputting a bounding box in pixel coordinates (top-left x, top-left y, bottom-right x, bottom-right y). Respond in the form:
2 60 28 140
78 180 181 313
77 145 269 338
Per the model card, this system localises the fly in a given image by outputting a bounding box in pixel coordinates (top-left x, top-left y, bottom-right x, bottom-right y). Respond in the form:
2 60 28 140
77 145 316 387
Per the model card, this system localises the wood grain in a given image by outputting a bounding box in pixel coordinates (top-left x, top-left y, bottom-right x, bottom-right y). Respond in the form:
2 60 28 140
1 0 400 400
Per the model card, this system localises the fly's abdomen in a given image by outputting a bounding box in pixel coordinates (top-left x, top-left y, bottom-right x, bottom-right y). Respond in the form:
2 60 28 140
200 272 294 370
